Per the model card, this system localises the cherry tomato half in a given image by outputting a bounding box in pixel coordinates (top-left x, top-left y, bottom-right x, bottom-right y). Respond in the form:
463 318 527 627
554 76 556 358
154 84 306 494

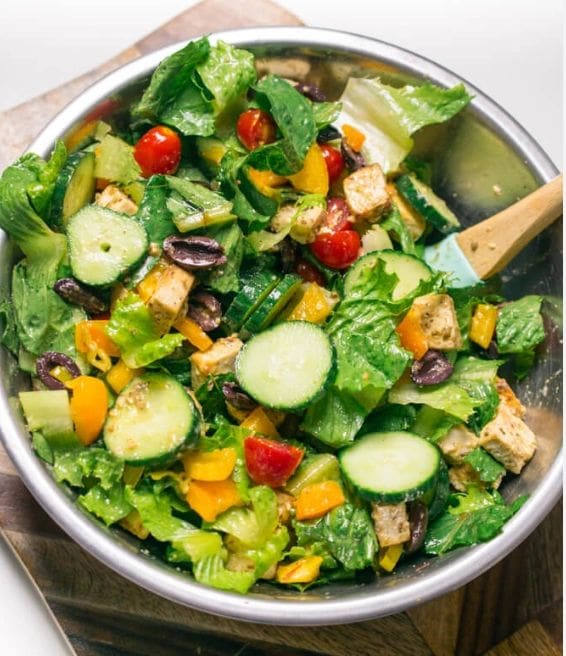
324 197 353 232
310 230 361 270
244 435 304 488
134 125 182 177
319 144 344 184
236 109 277 151
295 258 326 286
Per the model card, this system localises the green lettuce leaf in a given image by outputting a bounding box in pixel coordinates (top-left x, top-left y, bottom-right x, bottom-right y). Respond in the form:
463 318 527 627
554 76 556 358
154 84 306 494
80 484 132 525
193 553 255 594
135 175 176 243
360 404 417 435
381 206 417 255
106 292 184 368
231 527 290 579
166 176 234 232
294 503 377 571
161 83 215 136
25 140 67 218
202 222 244 293
451 356 501 432
464 448 505 484
247 75 317 175
311 101 342 129
424 486 527 555
94 134 141 185
53 447 124 490
389 381 477 421
337 77 471 173
411 405 460 443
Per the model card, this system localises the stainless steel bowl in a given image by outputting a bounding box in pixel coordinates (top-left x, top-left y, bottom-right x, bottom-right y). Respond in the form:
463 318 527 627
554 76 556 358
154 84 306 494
0 27 562 625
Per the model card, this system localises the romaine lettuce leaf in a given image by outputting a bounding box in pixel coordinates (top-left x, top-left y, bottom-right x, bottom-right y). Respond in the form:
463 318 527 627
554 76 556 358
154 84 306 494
337 77 471 173
193 554 255 594
247 75 317 175
135 175 176 243
451 356 501 432
203 222 244 293
311 101 342 130
232 527 290 578
360 404 417 435
294 503 377 571
424 486 527 555
94 134 141 185
106 292 184 368
411 405 460 443
389 381 477 421
80 484 132 525
464 448 505 484
381 206 417 255
25 140 67 218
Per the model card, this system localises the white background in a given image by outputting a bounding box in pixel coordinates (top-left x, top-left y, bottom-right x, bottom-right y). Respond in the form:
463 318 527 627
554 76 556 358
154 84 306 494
0 1 562 654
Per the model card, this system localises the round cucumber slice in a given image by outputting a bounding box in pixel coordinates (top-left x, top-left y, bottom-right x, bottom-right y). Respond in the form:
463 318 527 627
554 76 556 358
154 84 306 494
235 321 335 411
344 250 432 301
104 373 199 466
339 431 440 503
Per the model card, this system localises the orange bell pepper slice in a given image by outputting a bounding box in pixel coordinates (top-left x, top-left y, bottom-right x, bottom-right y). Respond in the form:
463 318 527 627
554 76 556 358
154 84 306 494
294 480 345 521
395 308 428 360
240 407 279 439
276 556 323 584
186 478 241 522
342 124 366 152
174 316 213 352
65 376 109 446
288 144 329 196
183 448 237 482
75 320 121 357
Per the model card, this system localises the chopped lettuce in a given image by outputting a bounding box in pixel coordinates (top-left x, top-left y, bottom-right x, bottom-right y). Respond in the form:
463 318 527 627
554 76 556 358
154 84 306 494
411 405 460 443
389 381 477 421
94 134 141 185
337 77 471 173
25 140 67 218
311 101 342 130
135 175 176 243
451 356 501 432
360 404 417 435
381 206 417 255
193 554 255 594
464 448 505 485
424 486 527 555
294 503 377 571
203 222 244 294
106 292 184 368
53 447 124 490
80 484 132 526
247 75 317 175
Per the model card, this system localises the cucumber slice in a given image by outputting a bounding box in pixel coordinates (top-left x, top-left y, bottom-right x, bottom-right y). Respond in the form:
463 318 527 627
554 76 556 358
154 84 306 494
236 321 335 411
242 274 302 336
50 151 96 226
339 431 440 503
19 390 80 450
344 250 432 301
67 205 148 287
223 266 280 333
104 373 199 466
284 453 340 496
396 174 460 234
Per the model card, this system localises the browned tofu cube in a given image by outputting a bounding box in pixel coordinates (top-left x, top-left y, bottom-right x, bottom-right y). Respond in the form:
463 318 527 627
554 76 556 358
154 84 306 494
371 502 411 548
343 164 390 220
147 264 195 334
95 184 138 215
412 293 462 350
437 425 479 465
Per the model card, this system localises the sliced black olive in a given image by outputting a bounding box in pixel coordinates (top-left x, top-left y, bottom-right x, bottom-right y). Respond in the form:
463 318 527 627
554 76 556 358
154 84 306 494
222 382 256 411
36 352 81 390
411 350 454 386
188 291 222 332
341 140 366 171
163 236 227 270
294 81 327 102
317 125 342 143
54 278 107 315
405 501 429 554
278 237 297 273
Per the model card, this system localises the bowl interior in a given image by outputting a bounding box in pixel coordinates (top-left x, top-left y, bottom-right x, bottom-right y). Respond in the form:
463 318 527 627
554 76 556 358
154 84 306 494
0 28 562 624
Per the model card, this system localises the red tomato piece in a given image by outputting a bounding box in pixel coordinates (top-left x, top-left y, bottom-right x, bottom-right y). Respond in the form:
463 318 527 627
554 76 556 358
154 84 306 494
134 125 182 177
295 258 326 286
236 109 277 151
244 436 304 488
319 144 344 184
310 230 361 270
324 197 353 232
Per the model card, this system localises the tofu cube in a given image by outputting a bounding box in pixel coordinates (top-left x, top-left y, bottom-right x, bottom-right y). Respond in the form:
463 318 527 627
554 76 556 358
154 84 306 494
147 264 195 334
479 404 537 474
437 425 479 465
343 164 390 220
371 502 411 548
95 184 138 215
495 377 526 418
190 335 243 389
448 463 503 492
412 293 462 350
270 203 326 244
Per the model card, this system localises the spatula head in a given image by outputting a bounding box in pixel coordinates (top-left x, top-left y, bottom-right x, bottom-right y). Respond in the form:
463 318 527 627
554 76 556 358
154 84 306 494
424 234 481 288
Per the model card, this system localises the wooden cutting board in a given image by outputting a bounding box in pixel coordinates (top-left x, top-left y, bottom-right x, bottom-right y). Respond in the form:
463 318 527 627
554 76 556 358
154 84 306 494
0 1 562 654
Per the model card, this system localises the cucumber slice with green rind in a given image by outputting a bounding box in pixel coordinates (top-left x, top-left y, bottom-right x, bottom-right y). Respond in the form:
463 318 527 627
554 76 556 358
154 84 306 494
50 151 96 227
236 321 335 411
339 431 440 503
344 250 432 301
223 267 280 333
242 274 302 336
104 373 199 466
67 205 148 287
396 174 460 234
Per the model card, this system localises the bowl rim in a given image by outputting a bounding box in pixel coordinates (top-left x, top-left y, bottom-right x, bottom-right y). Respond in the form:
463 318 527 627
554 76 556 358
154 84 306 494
0 26 561 626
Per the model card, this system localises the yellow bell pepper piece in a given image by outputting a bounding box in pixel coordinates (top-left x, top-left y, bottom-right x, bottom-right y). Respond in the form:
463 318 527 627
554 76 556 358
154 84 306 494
106 359 142 393
286 283 333 324
248 167 287 198
295 480 345 521
49 365 75 385
65 375 109 446
174 316 213 352
276 556 323 584
136 260 168 302
342 124 366 152
119 509 149 539
378 544 404 572
469 303 498 349
288 144 329 195
75 320 120 372
186 478 241 522
240 407 279 439
183 448 237 481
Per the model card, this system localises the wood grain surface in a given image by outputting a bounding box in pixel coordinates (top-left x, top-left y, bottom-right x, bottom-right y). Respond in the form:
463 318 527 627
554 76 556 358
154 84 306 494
0 1 562 655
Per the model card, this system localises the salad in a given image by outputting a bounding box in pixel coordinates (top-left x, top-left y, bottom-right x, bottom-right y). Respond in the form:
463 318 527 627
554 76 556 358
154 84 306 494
0 37 546 594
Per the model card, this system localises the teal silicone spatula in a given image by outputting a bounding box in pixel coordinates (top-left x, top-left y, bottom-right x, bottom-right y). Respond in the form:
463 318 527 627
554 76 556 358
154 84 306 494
424 174 563 287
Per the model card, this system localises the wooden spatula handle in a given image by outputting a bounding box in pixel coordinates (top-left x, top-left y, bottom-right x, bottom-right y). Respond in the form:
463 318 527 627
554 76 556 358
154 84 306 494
457 174 563 279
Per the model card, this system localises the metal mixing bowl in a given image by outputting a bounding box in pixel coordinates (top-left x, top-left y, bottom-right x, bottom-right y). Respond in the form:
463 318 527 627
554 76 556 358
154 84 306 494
0 27 562 625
